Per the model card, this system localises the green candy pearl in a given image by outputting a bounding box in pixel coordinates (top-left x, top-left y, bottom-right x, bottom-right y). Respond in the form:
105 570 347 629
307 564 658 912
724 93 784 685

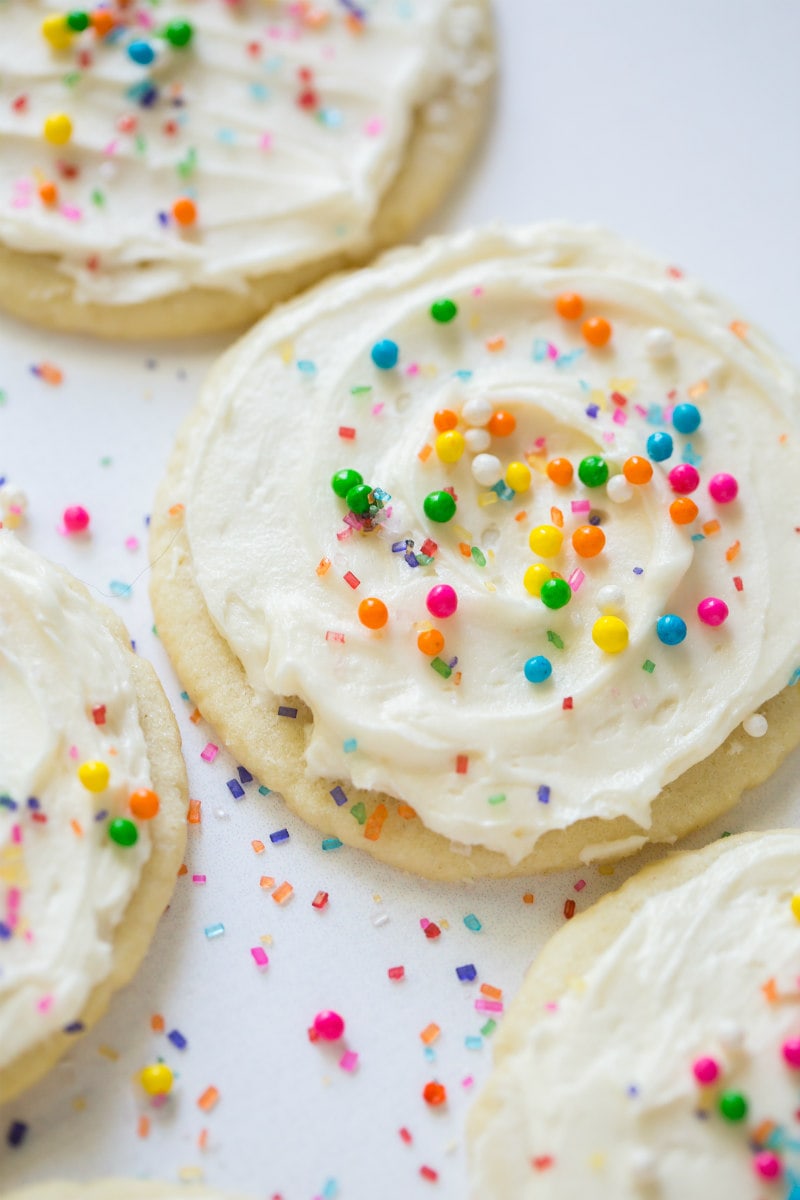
423 490 456 523
718 1091 748 1122
346 483 373 514
109 818 138 848
578 455 609 488
331 468 363 499
66 11 90 30
164 19 194 47
540 578 571 610
431 298 458 324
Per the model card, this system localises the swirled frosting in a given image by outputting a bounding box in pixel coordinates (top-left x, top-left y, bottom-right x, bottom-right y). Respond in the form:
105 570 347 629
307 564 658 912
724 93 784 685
468 831 800 1198
181 225 800 862
0 0 490 304
0 532 154 1067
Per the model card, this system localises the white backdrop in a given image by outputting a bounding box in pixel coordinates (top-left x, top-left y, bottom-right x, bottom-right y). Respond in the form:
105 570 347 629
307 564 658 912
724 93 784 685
2 2 799 1197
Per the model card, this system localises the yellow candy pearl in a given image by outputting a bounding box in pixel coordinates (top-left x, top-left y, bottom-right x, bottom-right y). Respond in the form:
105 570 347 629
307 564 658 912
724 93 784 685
43 112 73 146
41 15 74 50
78 760 110 793
791 894 800 921
528 524 563 557
523 563 551 596
140 1063 173 1096
506 461 532 493
435 429 465 464
592 615 629 654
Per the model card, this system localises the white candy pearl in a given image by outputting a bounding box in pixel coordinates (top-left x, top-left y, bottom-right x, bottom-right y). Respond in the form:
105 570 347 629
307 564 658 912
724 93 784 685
644 327 675 359
462 396 493 427
471 453 502 487
464 427 491 453
630 1148 658 1184
607 475 634 503
718 1019 745 1049
743 713 768 738
597 585 625 615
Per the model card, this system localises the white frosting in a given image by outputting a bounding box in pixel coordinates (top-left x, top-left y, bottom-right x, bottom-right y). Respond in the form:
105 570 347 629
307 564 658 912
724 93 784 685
0 532 153 1067
469 832 800 1198
0 0 490 304
181 225 800 862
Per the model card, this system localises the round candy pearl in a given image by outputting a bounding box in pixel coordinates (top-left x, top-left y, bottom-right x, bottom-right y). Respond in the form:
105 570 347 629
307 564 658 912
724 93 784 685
358 597 389 630
646 431 673 462
524 655 552 684
692 1056 720 1085
644 327 675 359
471 453 502 487
140 1063 173 1096
607 475 633 503
528 524 563 557
462 396 492 427
717 1021 744 1050
109 817 138 847
163 19 194 47
172 197 197 227
669 497 699 525
578 456 609 488
582 316 612 347
128 40 156 65
546 457 573 486
487 410 516 438
629 1148 658 1184
708 472 738 503
433 408 458 432
43 112 73 145
597 585 625 615
130 788 160 819
435 430 465 463
656 614 687 646
42 16 75 50
523 563 551 596
792 895 800 922
668 464 700 494
430 298 457 323
781 1038 800 1068
423 1081 447 1107
623 456 653 485
697 597 729 627
540 578 571 610
423 490 456 523
78 760 110 792
417 629 444 656
66 12 90 32
331 468 362 498
464 428 490 453
672 403 702 435
313 1010 345 1041
345 483 372 514
592 616 629 654
555 292 584 320
426 584 458 619
742 713 768 738
63 504 90 533
572 525 605 558
505 461 532 493
753 1152 782 1180
371 339 399 370
718 1091 748 1121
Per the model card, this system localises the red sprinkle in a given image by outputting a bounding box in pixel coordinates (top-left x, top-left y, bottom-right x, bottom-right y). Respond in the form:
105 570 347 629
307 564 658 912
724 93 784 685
564 899 576 920
388 966 405 981
420 1166 439 1183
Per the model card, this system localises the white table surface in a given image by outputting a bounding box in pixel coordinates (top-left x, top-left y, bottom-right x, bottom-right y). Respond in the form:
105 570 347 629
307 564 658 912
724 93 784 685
2 2 799 1197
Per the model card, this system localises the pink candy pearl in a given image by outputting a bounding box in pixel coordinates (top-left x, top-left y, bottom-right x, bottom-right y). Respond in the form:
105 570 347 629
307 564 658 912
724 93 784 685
63 505 90 533
426 584 458 619
313 1010 345 1041
782 1038 800 1068
668 464 700 494
697 597 729 626
753 1151 782 1180
692 1056 720 1085
708 472 739 503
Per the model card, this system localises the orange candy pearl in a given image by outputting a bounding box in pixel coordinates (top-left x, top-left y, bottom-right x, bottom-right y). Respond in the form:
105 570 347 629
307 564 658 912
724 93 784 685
433 409 458 432
38 181 58 206
582 316 612 347
417 629 444 657
547 457 574 486
555 292 584 320
358 597 388 630
669 497 699 525
487 410 516 437
130 788 160 819
172 197 197 226
571 525 606 558
623 456 654 485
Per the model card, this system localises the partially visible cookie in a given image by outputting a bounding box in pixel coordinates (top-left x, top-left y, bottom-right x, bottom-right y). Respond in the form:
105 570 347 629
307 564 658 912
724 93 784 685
468 830 800 1197
0 0 494 338
0 533 188 1102
3 1185 249 1200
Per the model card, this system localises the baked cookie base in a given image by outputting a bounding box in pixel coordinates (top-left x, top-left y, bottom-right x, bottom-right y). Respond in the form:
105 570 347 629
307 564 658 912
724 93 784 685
0 581 188 1103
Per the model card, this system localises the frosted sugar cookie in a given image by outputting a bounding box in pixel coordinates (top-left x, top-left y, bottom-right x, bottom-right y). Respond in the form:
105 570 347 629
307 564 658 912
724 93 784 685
3 1185 250 1200
0 532 187 1101
0 0 494 338
468 830 800 1198
150 224 800 879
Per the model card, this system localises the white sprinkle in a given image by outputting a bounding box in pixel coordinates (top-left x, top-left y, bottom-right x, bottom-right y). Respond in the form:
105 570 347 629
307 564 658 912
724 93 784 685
743 713 768 738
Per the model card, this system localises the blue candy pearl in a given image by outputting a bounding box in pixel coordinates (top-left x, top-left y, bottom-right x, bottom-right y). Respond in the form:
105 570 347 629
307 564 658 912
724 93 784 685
524 655 553 684
656 614 687 645
646 431 674 462
371 339 399 370
128 40 156 66
672 403 701 434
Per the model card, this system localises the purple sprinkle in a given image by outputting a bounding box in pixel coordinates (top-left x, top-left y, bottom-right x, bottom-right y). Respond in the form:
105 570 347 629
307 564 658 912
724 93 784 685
330 786 348 807
270 828 290 844
278 705 298 719
238 766 253 784
0 922 11 940
63 1021 84 1035
627 1085 640 1098
585 404 599 419
94 809 108 822
227 779 245 800
633 567 644 575
157 211 169 226
537 785 551 805
392 540 407 553
168 1029 188 1050
456 964 477 982
588 512 602 526
0 796 17 811
7 1120 28 1148
27 796 40 810
404 551 419 567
